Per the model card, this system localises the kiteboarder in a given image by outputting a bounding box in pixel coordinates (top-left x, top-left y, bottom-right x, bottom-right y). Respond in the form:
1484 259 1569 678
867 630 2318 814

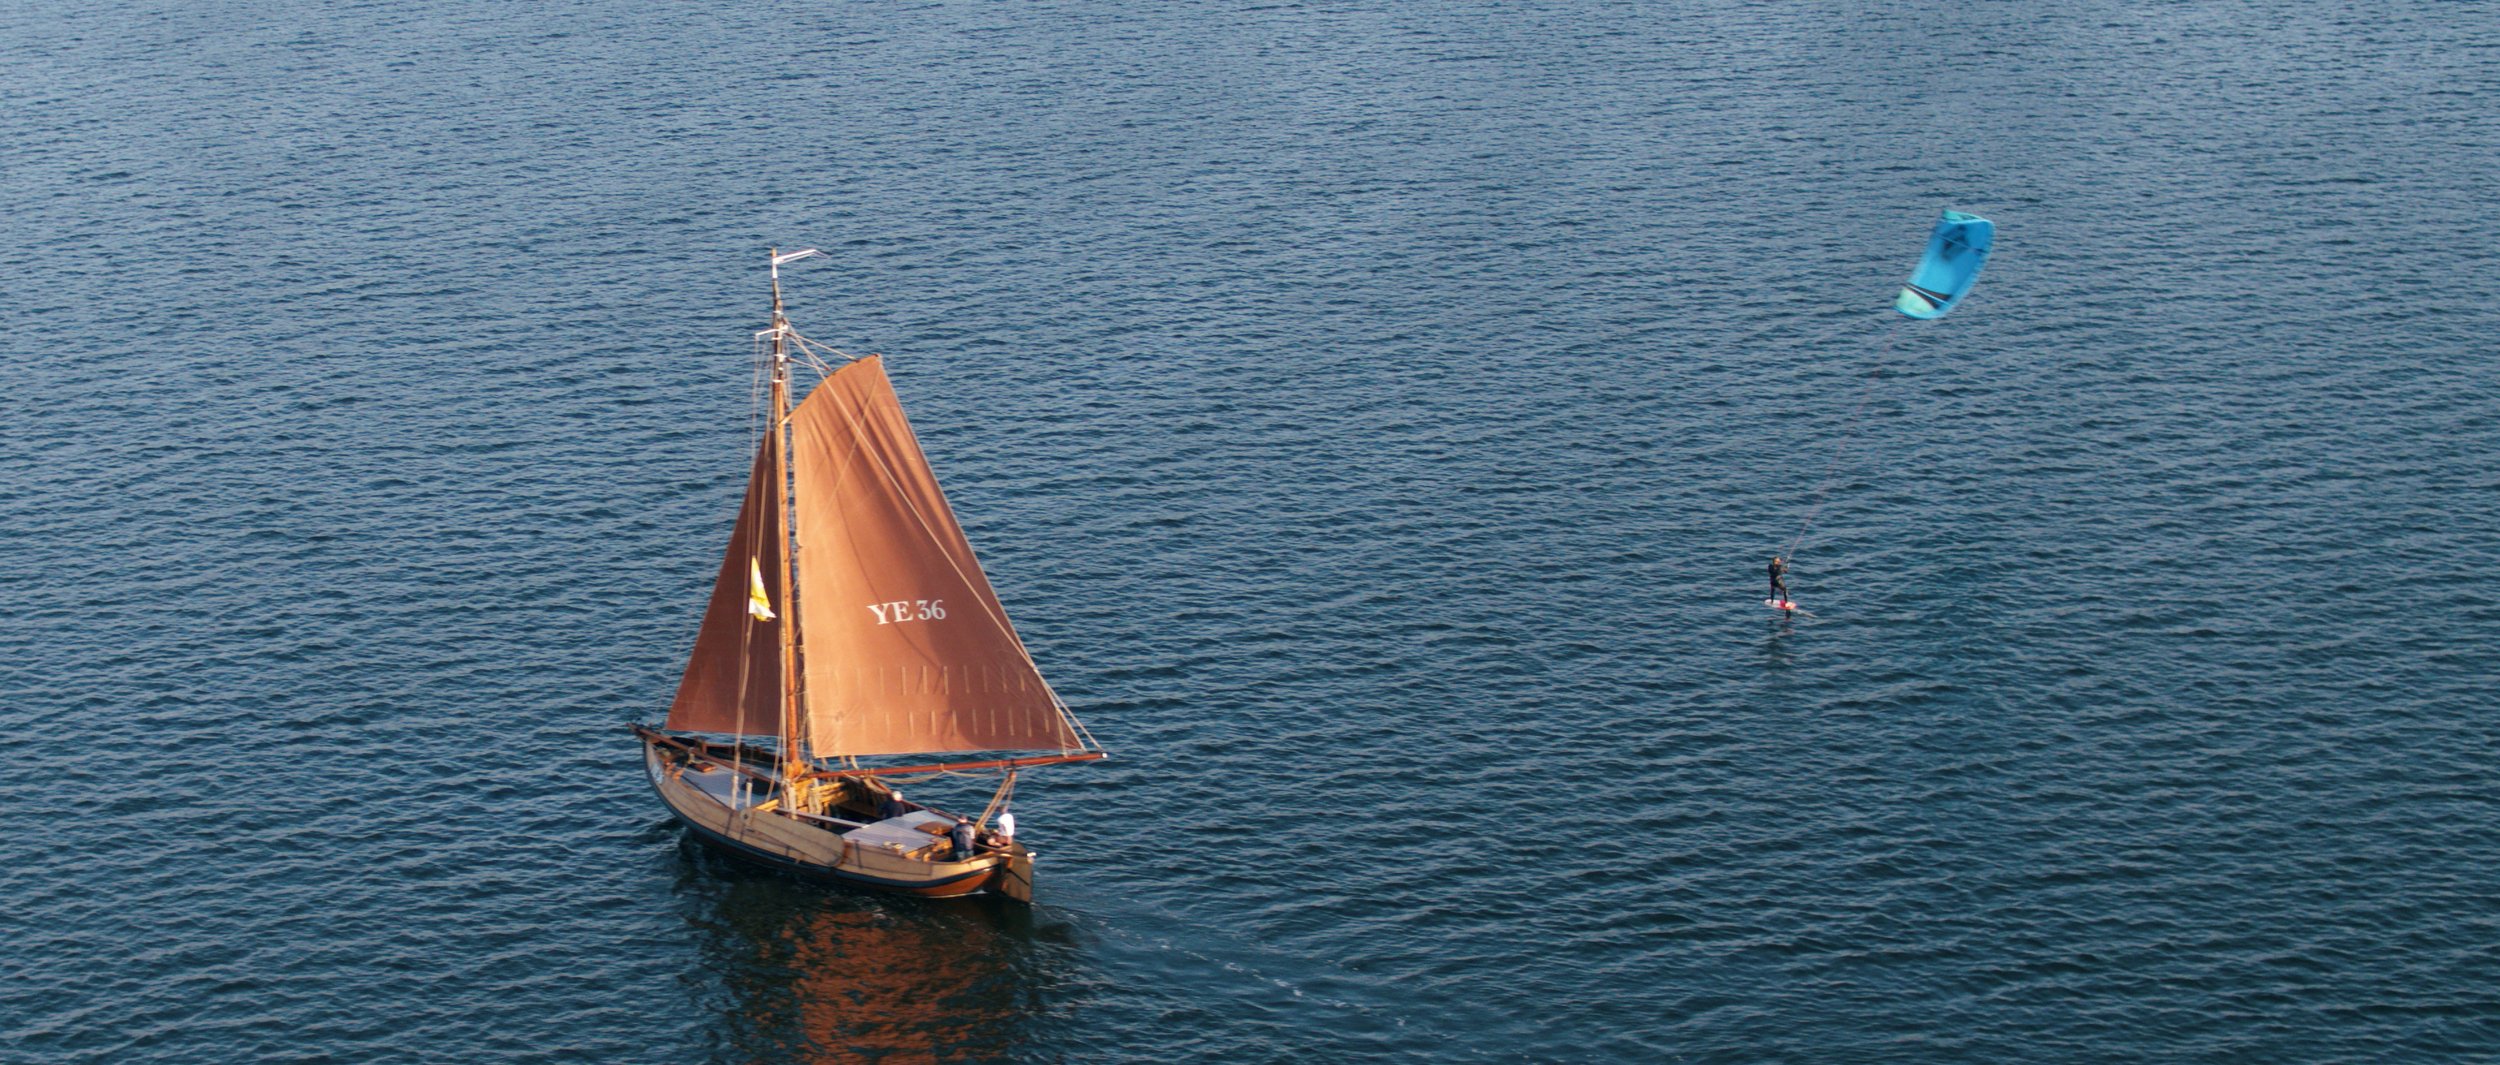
1764 209 1994 622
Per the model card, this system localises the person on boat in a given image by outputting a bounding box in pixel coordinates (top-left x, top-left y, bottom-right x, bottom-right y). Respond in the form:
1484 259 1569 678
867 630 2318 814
979 809 1017 852
949 816 977 861
878 788 910 821
1769 555 1791 606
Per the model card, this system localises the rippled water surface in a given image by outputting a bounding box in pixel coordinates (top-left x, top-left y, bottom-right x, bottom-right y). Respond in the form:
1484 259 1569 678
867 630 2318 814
5 2 2498 1061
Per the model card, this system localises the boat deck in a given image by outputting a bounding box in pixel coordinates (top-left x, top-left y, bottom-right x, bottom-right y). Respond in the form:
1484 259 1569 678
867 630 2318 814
680 763 761 809
674 758 941 845
844 810 957 853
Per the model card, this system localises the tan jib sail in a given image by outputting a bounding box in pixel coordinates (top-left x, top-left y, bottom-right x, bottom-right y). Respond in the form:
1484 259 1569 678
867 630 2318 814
788 356 1082 756
666 440 786 736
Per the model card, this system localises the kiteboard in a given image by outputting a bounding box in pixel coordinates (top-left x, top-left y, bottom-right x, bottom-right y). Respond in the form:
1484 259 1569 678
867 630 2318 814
1765 598 1815 617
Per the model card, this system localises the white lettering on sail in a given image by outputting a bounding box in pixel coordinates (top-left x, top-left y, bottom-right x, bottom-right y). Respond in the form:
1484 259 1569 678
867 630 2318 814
867 599 947 624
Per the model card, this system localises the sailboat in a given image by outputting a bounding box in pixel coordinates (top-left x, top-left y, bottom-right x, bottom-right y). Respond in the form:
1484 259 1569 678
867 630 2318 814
635 248 1103 902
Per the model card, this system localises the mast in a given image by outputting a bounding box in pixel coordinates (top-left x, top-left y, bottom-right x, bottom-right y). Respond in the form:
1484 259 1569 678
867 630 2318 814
769 249 805 803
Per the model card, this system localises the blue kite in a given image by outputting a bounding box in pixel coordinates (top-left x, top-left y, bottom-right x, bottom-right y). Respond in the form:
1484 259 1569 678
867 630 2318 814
1893 210 1993 319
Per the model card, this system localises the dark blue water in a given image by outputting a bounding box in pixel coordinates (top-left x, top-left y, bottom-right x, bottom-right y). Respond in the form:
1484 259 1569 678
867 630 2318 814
5 2 2497 1061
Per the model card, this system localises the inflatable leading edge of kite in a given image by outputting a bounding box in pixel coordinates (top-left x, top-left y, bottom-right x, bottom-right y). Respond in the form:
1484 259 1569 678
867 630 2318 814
1893 209 1993 319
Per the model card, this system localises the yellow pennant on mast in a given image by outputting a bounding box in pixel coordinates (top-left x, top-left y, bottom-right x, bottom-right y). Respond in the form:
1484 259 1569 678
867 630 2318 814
747 557 777 622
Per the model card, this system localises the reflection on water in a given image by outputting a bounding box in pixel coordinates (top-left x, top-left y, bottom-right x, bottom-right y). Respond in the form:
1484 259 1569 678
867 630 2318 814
1760 623 1796 672
673 841 1074 1063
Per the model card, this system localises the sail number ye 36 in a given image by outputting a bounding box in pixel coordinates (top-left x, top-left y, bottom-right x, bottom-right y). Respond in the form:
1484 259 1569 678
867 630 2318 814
867 599 947 625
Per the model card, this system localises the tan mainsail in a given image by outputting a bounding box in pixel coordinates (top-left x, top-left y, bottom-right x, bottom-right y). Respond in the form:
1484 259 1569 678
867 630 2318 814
788 356 1081 757
665 441 786 736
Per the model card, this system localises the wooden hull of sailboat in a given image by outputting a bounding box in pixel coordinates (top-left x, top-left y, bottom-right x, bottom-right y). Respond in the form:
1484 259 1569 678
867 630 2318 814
642 740 1031 901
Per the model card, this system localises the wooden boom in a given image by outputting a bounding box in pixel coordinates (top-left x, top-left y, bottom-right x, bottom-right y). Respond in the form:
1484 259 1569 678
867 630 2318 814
803 751 1105 780
637 724 1102 782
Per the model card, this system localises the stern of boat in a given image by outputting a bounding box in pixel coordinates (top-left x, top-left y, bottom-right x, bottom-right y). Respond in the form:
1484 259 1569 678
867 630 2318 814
998 846 1036 903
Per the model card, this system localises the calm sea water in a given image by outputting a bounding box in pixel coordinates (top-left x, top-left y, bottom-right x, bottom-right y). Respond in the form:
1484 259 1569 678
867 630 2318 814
5 2 2497 1061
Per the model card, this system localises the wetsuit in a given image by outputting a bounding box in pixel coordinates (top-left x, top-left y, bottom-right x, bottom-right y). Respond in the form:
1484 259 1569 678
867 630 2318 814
1769 559 1789 603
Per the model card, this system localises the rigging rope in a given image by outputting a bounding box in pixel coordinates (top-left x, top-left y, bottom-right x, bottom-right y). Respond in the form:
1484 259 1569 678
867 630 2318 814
1781 318 1906 565
729 340 771 804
